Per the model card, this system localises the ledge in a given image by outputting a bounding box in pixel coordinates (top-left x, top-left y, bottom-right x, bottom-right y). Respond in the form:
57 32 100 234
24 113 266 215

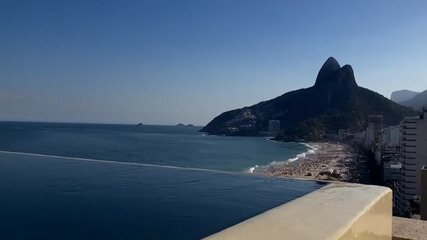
205 183 392 240
392 217 427 240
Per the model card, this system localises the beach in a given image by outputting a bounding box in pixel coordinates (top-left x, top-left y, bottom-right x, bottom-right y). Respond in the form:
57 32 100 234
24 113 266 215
256 142 359 182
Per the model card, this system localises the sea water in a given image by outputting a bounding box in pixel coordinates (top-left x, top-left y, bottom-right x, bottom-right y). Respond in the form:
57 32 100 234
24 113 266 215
0 122 321 239
0 122 309 172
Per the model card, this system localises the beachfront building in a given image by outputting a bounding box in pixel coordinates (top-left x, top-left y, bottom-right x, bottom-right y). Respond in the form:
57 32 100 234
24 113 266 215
421 166 427 220
381 126 401 162
384 161 402 184
364 115 384 151
383 160 403 215
268 120 281 135
369 115 384 131
383 125 401 147
375 125 402 167
380 126 403 214
364 125 374 150
398 109 427 217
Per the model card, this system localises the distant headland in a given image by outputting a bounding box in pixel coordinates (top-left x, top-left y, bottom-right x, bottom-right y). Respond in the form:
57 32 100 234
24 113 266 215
201 57 415 141
177 123 195 127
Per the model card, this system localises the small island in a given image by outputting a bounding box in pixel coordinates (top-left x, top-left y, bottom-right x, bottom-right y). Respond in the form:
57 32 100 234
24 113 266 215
176 123 195 127
136 123 144 127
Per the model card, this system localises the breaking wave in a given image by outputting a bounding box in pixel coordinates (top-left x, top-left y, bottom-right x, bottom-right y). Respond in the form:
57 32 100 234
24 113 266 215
247 142 319 174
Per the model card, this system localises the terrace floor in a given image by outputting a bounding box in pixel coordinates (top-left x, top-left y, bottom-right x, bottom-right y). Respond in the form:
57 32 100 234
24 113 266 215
392 217 427 240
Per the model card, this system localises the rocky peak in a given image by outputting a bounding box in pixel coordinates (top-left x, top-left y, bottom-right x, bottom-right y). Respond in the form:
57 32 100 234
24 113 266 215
201 57 416 138
314 57 358 89
315 57 341 85
338 64 358 89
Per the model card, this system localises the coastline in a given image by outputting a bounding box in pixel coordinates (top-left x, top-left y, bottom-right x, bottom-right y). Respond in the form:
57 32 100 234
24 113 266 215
254 142 358 182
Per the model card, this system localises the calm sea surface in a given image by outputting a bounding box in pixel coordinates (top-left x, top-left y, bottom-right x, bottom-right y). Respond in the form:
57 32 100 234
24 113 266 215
0 122 320 239
0 122 308 172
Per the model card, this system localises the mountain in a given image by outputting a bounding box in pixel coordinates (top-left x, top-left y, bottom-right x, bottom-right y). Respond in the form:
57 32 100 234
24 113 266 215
201 57 416 141
400 90 427 111
390 90 420 103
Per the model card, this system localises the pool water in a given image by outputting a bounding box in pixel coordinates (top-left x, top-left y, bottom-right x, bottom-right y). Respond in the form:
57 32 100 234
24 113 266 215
0 152 324 240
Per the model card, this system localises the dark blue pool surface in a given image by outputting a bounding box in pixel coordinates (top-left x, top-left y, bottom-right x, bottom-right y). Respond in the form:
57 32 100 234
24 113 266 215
0 152 324 240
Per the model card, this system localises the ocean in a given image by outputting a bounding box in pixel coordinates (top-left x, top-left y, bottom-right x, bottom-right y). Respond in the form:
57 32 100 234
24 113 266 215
0 122 321 239
0 121 308 172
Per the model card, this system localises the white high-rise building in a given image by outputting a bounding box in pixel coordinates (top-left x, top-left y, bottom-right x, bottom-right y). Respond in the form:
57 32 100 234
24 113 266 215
399 109 427 216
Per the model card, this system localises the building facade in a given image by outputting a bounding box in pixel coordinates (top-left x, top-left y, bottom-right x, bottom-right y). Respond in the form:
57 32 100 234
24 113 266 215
421 166 427 220
383 125 401 147
364 115 384 151
399 109 427 216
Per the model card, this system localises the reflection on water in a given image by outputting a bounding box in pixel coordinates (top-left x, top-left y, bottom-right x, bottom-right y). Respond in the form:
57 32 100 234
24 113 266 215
0 152 324 240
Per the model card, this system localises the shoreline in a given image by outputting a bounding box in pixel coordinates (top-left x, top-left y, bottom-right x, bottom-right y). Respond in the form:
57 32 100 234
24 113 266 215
247 140 315 174
253 142 358 182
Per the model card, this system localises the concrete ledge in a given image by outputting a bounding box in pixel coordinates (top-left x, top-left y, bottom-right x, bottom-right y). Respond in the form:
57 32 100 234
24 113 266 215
205 183 392 240
392 217 427 240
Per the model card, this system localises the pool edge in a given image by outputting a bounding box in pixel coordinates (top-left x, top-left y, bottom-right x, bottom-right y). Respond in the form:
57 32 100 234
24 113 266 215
204 182 392 240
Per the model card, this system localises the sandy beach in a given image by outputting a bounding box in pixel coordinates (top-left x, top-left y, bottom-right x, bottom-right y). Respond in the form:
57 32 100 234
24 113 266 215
256 142 358 182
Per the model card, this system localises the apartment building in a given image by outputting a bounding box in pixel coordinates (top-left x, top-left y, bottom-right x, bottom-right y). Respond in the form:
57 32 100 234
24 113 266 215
364 115 384 151
399 109 427 216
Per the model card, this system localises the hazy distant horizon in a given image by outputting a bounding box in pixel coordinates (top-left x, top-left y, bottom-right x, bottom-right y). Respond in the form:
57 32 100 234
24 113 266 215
0 119 206 126
0 85 420 126
1 0 427 125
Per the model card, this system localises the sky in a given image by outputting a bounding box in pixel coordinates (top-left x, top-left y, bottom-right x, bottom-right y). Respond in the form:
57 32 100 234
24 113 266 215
1 0 427 125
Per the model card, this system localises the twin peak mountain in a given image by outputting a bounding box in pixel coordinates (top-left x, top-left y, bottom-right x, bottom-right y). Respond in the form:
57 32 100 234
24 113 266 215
201 57 415 141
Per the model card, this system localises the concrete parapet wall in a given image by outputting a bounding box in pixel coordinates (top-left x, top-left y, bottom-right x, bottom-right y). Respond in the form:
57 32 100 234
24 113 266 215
205 183 392 240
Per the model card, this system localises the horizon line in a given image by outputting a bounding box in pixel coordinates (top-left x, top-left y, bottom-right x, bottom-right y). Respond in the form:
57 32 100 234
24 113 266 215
0 120 205 127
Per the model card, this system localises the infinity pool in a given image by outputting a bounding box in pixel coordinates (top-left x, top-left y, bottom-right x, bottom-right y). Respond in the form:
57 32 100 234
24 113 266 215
0 152 324 240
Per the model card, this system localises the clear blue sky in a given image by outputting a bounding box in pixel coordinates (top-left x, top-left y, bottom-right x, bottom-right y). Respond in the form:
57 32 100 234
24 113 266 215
1 0 427 125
